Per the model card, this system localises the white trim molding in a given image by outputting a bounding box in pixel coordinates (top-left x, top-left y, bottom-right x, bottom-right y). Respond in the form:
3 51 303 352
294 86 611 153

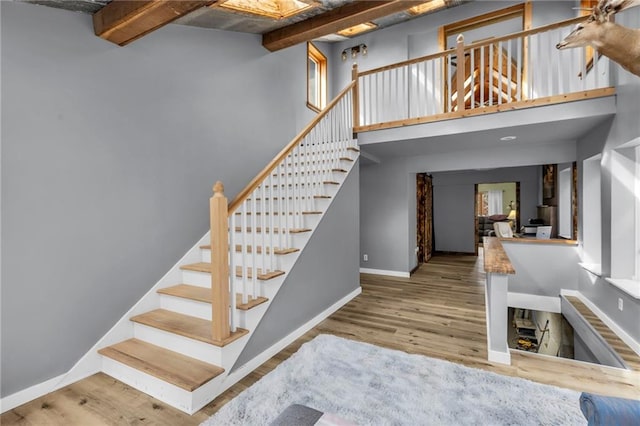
359 268 410 278
489 349 511 365
507 292 561 313
1 373 65 413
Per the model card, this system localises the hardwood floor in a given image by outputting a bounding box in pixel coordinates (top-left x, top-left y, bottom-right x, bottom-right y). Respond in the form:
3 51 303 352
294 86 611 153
2 253 638 425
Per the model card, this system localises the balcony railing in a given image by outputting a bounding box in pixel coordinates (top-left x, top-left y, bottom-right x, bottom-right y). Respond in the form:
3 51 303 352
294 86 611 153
353 16 615 132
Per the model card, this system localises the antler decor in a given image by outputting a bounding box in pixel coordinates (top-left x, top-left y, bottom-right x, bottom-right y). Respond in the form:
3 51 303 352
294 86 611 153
556 3 640 77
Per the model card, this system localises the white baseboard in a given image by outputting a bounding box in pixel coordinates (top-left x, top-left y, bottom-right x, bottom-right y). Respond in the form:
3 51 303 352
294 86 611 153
507 292 561 313
360 268 410 278
217 286 362 396
488 348 511 365
0 373 66 413
561 290 640 356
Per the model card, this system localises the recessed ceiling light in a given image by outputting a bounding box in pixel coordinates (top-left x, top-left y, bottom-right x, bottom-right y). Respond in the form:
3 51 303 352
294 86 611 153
500 136 517 141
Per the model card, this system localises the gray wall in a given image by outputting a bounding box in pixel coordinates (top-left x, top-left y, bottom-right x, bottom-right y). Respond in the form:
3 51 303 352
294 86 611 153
0 1 326 397
503 242 580 297
431 167 539 253
233 162 360 369
359 139 576 273
574 6 640 343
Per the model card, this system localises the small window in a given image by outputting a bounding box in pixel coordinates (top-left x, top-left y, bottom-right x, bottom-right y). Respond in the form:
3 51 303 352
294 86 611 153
307 42 327 112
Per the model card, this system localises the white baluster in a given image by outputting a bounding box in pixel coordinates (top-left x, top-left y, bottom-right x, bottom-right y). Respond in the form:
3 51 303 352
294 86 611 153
229 214 236 332
470 47 475 109
250 194 257 300
516 39 522 102
241 202 247 304
268 174 275 271
260 183 266 273
507 40 512 102
489 44 494 106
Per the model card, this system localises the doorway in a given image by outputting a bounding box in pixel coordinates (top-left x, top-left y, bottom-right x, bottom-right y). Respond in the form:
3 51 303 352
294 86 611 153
474 181 520 254
417 173 434 264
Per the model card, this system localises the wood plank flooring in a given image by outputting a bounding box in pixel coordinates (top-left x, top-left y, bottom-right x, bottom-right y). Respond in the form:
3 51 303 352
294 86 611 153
3 253 639 425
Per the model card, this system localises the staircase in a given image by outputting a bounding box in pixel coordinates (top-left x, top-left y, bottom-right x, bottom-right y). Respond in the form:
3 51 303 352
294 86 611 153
96 83 359 414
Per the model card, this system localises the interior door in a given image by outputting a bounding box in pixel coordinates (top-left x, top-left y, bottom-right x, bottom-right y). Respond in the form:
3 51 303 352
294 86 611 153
417 173 434 263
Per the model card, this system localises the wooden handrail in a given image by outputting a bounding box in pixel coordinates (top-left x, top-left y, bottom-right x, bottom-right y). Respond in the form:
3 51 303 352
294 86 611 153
228 80 356 214
463 15 585 51
356 15 586 78
358 49 453 77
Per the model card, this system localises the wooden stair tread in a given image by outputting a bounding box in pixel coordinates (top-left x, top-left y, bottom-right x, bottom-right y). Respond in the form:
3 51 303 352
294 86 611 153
180 262 285 280
130 309 248 346
158 284 211 303
158 284 268 310
564 296 640 370
98 338 224 392
199 245 299 255
233 226 311 234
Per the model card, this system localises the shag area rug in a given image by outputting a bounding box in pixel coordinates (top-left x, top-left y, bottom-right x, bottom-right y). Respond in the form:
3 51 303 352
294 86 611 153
202 335 585 425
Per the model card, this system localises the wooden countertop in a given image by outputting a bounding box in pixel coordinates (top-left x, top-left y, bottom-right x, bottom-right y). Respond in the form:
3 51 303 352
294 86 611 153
499 237 578 246
483 237 515 275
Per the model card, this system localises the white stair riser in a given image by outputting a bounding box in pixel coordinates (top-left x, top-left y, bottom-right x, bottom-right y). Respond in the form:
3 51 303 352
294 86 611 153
269 171 346 182
181 269 286 289
133 323 224 365
200 250 299 272
231 215 319 230
102 357 199 414
230 231 310 248
256 184 340 197
237 302 269 329
160 295 212 320
244 198 331 211
283 156 355 166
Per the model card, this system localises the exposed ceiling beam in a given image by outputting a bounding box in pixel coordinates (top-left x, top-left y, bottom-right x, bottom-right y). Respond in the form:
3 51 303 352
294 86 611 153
93 0 217 46
262 0 423 52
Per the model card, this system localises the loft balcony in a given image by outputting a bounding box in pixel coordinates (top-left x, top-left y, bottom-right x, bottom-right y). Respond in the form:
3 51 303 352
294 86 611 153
351 16 617 154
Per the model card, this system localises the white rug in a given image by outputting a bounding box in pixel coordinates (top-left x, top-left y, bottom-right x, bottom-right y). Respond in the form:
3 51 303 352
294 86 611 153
202 335 585 425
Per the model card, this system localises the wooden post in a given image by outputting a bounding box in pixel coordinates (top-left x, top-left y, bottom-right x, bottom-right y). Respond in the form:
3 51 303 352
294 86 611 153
210 181 230 342
351 63 360 130
456 34 466 112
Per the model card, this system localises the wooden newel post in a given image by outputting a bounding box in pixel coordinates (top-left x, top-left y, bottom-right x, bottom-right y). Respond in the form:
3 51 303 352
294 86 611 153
210 181 230 342
351 63 360 130
456 34 466 112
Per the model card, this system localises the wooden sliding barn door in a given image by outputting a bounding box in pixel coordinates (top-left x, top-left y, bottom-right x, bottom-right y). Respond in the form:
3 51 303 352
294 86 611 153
417 173 434 263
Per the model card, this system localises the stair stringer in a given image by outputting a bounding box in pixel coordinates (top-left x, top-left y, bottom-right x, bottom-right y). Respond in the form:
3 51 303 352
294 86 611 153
52 143 360 415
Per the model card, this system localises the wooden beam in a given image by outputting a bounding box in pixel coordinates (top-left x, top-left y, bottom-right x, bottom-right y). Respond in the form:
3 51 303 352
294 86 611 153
93 0 216 46
262 1 423 52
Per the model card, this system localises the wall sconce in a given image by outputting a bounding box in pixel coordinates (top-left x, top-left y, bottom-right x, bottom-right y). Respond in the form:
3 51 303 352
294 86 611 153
341 44 367 61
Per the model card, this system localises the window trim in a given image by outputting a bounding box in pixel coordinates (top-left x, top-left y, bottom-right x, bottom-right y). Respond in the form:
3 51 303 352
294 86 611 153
307 42 327 113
